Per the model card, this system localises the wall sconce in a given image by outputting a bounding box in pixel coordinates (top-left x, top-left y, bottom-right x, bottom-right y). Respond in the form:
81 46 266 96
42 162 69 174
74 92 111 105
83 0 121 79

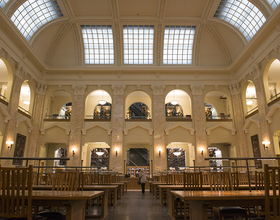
159 150 161 156
262 141 270 150
201 150 204 156
6 140 14 150
72 149 76 155
116 150 118 156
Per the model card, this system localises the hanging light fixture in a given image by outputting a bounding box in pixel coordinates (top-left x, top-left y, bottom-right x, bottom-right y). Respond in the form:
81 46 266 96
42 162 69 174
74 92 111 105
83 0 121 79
170 91 179 105
172 143 181 156
96 143 105 156
98 91 106 105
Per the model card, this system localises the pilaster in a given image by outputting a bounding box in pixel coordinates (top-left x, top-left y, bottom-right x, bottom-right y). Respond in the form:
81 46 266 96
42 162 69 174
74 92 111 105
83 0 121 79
27 83 47 161
190 85 208 166
111 85 125 173
151 84 167 173
68 85 86 166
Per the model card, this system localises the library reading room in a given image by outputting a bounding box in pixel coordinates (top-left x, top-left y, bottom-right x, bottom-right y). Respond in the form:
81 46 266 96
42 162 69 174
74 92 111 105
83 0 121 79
1 0 280 219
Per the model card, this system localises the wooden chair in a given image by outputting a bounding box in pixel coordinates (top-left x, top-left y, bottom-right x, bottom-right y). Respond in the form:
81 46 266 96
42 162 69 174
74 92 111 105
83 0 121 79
52 171 79 191
0 165 45 220
98 174 111 185
211 171 248 220
264 164 280 219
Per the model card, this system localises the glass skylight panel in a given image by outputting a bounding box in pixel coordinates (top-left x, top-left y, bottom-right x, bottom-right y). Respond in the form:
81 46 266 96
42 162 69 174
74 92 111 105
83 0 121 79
267 0 280 9
123 25 154 64
0 0 9 8
214 0 266 41
81 25 114 64
11 0 63 41
163 26 196 65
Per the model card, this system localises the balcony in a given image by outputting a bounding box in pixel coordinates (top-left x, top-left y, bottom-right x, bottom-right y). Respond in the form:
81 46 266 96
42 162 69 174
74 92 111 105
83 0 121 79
125 116 152 122
206 115 232 122
18 106 31 119
44 114 70 121
85 115 111 122
268 93 280 107
245 106 258 119
166 115 192 122
0 94 8 105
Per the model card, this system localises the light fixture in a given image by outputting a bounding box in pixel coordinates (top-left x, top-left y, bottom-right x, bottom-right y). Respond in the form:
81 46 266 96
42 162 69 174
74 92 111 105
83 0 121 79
173 151 181 156
170 91 179 105
96 151 104 156
98 91 106 105
246 100 253 105
262 141 270 150
116 150 118 156
6 140 14 150
159 150 161 156
72 149 75 155
201 150 204 156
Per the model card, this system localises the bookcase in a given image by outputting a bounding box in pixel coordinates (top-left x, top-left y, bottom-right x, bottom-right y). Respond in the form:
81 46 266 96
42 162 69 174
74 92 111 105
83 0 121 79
127 166 149 177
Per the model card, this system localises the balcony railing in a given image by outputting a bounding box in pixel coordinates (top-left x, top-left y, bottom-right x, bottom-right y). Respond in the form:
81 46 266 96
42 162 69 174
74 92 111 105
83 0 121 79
126 116 151 120
245 106 258 117
0 94 8 105
166 116 192 121
45 115 70 120
18 106 30 115
85 115 111 120
206 116 231 120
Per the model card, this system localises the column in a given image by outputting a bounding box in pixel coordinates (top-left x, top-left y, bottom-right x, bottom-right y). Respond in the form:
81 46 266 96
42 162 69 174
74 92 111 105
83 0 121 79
251 65 275 157
27 83 47 161
229 83 248 158
67 85 86 166
151 84 166 173
1 64 25 166
111 85 125 173
190 85 208 166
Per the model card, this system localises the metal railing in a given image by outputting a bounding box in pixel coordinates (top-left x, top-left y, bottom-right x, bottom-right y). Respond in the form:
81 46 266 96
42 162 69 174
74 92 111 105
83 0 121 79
0 94 7 101
126 116 150 119
269 92 280 103
85 115 111 119
245 106 258 116
45 115 70 119
206 116 231 120
18 106 30 115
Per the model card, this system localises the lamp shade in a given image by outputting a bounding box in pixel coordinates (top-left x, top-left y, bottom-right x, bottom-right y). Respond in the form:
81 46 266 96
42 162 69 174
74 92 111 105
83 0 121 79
98 100 106 105
173 151 181 156
170 100 179 105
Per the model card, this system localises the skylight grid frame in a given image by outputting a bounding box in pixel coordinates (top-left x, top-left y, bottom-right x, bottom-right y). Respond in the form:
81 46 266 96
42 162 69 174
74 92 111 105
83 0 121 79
11 0 63 41
267 0 280 9
0 0 9 8
81 25 114 65
163 25 196 65
123 25 154 65
214 0 266 41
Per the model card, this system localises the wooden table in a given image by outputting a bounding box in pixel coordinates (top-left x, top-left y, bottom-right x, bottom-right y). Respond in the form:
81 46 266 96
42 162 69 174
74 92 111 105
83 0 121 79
0 190 107 220
168 190 266 220
119 180 129 193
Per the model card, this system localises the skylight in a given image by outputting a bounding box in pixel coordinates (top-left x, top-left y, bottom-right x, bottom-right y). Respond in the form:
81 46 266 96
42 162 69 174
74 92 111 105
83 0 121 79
163 26 196 65
0 0 9 8
267 0 280 9
123 25 154 65
11 0 63 41
214 0 266 41
81 25 114 65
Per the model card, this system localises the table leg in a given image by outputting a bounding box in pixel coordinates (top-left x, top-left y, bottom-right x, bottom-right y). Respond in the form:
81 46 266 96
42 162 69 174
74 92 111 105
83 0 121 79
167 190 175 220
159 188 163 206
100 190 108 220
188 200 207 220
65 200 86 220
113 188 118 206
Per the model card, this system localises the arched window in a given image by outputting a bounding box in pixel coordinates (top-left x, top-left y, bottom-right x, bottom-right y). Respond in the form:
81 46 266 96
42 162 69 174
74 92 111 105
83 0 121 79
126 102 150 119
0 59 8 102
19 81 31 114
245 80 258 113
165 103 184 117
93 102 111 119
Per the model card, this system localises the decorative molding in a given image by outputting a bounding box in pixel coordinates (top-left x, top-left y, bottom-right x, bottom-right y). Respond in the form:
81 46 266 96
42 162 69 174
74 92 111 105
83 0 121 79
274 41 280 53
15 63 26 79
45 22 71 65
249 63 261 79
123 123 153 136
16 118 33 133
205 23 231 65
72 23 83 66
82 123 112 135
112 84 126 95
7 0 25 18
229 83 241 95
194 24 204 66
72 85 86 95
40 123 70 135
190 85 204 95
36 83 47 95
206 123 236 135
165 124 195 136
0 104 11 123
151 84 165 95
265 103 280 123
243 118 260 133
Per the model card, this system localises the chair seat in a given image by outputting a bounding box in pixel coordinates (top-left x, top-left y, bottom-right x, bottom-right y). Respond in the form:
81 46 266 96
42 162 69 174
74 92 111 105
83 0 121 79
213 206 247 214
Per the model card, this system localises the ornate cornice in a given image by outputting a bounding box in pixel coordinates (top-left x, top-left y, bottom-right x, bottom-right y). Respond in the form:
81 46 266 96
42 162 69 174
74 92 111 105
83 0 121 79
190 85 204 95
112 84 126 95
229 83 241 95
36 83 47 95
72 85 86 95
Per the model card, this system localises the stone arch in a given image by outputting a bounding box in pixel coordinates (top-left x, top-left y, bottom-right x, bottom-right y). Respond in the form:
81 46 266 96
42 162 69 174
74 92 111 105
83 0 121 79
0 58 13 102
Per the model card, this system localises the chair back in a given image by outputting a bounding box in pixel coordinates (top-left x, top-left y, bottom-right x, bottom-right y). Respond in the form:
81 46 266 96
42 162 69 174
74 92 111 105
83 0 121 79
264 164 280 219
174 173 184 185
238 172 249 185
255 171 265 190
209 171 233 191
183 172 203 191
98 174 111 185
52 170 79 191
231 171 239 190
0 165 33 220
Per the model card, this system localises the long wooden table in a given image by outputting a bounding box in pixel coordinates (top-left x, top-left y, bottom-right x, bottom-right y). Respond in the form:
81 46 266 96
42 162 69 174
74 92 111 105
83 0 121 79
168 190 266 220
0 190 107 220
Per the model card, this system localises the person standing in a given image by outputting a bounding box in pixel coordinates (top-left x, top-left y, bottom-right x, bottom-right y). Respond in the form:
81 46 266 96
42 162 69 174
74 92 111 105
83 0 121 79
139 169 147 194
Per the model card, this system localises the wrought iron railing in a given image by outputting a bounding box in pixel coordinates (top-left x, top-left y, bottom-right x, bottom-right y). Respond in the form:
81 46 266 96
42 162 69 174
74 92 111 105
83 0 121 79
85 115 111 120
126 116 151 119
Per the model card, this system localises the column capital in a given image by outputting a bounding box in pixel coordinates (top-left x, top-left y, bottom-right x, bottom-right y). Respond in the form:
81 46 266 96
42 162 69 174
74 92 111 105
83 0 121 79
190 84 204 95
229 83 241 95
249 63 261 79
15 62 26 79
36 83 47 95
72 85 86 95
112 84 126 95
151 84 165 95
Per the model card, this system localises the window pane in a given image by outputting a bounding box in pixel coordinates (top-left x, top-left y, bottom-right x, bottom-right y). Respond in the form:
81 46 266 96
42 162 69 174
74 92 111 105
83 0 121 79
0 0 9 8
267 0 280 9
